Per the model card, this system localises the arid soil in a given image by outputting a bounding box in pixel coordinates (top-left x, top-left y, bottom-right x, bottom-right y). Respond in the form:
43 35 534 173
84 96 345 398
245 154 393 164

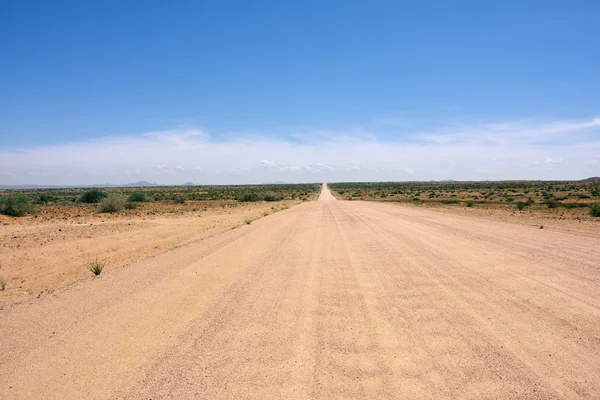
0 200 295 303
1 184 599 399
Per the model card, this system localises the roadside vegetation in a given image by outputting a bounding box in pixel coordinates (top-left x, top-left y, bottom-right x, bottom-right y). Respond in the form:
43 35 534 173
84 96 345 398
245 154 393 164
97 195 126 213
0 193 36 216
77 189 107 204
0 184 320 219
329 180 600 220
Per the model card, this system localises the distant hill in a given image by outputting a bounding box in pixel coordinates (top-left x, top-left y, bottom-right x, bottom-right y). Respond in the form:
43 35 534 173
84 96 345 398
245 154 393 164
181 182 195 186
581 177 600 182
0 181 159 189
125 181 159 187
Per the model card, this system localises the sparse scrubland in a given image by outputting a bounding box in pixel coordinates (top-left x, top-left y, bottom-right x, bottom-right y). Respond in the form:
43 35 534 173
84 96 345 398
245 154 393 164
0 183 319 303
329 179 600 221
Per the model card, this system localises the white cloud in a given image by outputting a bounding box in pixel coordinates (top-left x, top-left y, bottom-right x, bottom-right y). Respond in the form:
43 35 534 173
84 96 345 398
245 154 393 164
544 157 564 164
259 160 278 169
1 116 599 185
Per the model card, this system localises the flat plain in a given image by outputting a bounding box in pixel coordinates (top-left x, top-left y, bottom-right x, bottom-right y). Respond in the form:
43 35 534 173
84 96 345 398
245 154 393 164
1 183 600 399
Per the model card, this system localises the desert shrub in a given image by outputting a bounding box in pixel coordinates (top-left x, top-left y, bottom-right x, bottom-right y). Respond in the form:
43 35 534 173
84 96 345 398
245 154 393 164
262 191 281 202
77 189 107 204
124 201 138 210
0 193 36 217
127 192 154 202
441 199 459 204
0 278 6 290
590 203 600 217
172 194 186 204
97 195 125 213
36 193 55 204
516 202 526 211
561 202 588 210
239 192 261 202
152 192 165 201
546 200 559 209
466 201 474 207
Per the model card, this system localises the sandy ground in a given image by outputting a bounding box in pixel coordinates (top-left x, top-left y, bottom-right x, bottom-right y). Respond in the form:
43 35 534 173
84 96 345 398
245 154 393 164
0 201 294 303
1 184 600 399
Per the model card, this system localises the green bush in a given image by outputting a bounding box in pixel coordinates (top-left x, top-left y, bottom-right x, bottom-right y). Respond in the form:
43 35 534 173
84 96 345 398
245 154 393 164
239 192 261 202
466 201 474 207
591 203 600 217
127 192 154 202
36 193 55 204
77 189 107 204
97 195 125 213
172 194 186 204
262 191 281 202
124 202 138 210
0 193 36 217
516 202 526 211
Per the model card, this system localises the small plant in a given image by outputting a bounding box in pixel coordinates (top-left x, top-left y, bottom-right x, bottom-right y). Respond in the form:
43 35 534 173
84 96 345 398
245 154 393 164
540 225 544 229
0 278 6 291
516 202 526 211
77 189 107 204
97 195 125 213
245 219 252 225
88 258 104 276
591 203 600 217
466 201 474 207
0 193 36 217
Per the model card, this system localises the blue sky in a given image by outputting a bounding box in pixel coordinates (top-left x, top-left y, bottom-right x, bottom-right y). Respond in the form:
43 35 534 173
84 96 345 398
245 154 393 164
1 0 599 184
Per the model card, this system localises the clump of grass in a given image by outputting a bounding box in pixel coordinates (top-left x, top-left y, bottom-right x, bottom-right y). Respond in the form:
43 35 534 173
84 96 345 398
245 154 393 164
0 193 36 217
88 258 104 276
516 202 526 211
127 192 154 202
0 278 6 291
466 201 474 207
540 225 544 229
97 195 125 213
245 219 253 225
591 203 600 217
77 189 107 204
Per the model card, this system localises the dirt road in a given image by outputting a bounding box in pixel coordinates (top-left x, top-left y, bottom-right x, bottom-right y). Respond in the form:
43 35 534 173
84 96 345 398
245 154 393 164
2 184 600 399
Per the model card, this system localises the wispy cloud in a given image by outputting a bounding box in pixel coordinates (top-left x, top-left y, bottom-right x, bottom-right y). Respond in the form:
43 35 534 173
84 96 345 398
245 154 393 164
1 116 599 184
